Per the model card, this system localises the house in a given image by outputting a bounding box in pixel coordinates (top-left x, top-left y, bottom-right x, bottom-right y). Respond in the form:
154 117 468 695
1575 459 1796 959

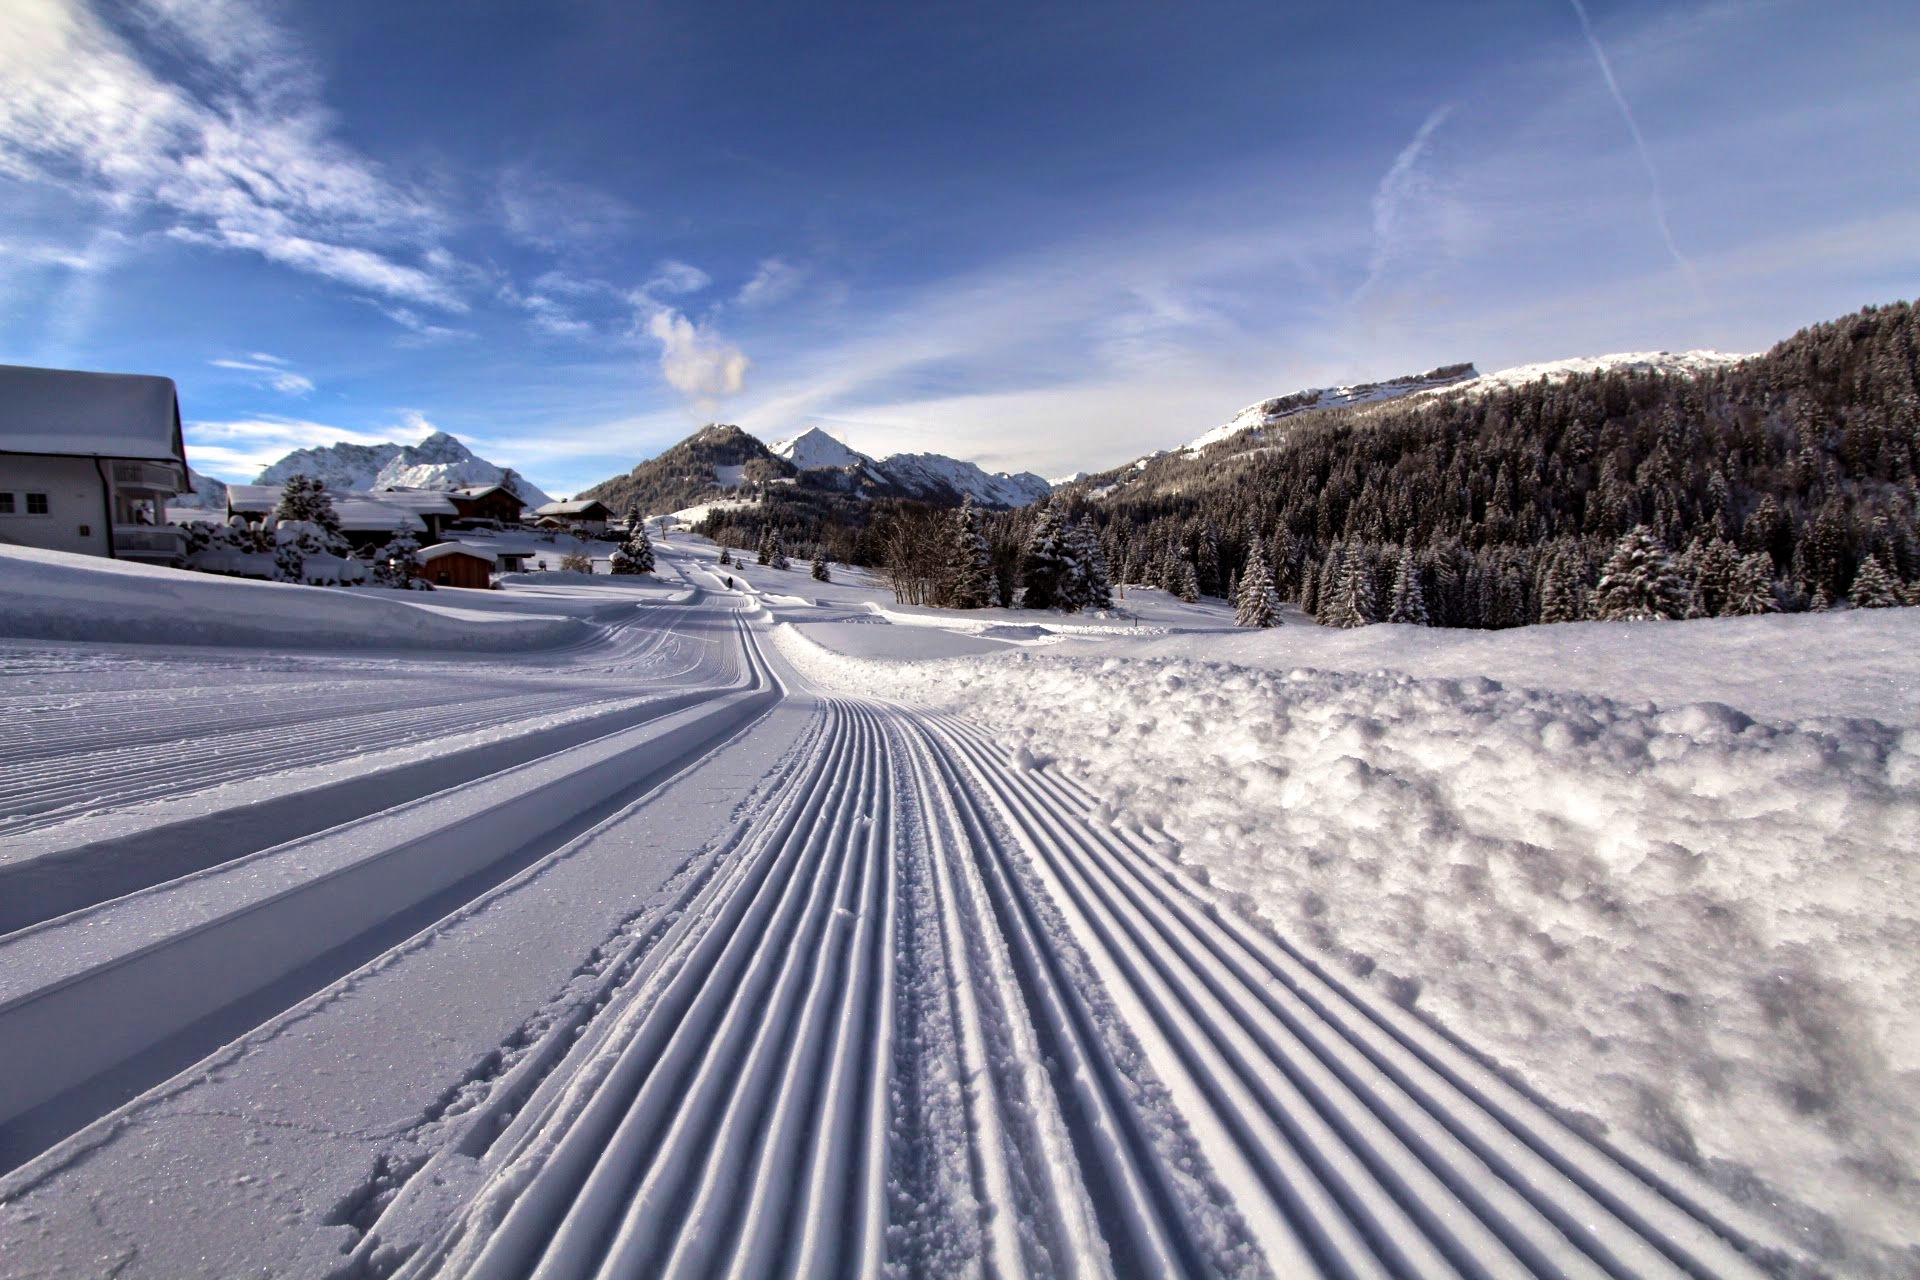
448 484 526 525
225 485 455 550
413 542 497 589
531 498 613 534
0 363 191 563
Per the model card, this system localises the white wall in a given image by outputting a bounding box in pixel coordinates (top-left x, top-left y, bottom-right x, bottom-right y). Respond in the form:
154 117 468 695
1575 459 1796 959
0 456 110 557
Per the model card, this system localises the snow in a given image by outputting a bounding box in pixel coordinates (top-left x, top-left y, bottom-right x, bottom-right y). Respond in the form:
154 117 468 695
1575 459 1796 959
0 544 585 651
775 604 1920 1274
1418 350 1753 400
0 529 1911 1278
875 450 1052 507
1185 365 1479 454
712 463 746 487
0 363 181 462
771 426 866 470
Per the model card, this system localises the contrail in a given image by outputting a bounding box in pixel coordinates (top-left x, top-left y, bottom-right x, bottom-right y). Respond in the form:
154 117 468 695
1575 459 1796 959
1357 104 1453 299
1567 0 1708 307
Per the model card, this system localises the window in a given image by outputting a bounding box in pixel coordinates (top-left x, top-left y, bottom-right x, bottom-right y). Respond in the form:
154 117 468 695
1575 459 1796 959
0 493 12 514
26 493 49 515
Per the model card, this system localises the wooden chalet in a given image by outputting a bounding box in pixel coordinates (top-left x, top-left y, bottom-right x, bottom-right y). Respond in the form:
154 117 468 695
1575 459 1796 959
449 484 526 524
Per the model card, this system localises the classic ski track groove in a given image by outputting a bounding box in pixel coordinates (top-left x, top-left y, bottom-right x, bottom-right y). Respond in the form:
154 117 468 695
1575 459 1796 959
0 589 1795 1279
385 673 1778 1279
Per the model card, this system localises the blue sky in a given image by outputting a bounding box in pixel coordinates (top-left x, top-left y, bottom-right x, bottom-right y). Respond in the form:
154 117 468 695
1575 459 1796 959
2 0 1915 495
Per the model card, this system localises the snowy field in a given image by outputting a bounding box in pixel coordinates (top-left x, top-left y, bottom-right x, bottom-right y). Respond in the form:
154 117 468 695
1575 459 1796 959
0 537 1914 1278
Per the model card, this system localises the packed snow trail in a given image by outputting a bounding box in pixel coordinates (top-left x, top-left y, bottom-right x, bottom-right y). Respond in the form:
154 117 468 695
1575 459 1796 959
370 692 1779 1278
0 558 1800 1277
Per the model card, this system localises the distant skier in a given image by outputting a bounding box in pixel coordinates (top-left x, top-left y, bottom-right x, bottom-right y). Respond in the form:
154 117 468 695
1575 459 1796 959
725 575 734 589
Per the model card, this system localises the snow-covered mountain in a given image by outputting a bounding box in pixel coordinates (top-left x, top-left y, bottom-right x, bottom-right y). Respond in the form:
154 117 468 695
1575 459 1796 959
172 466 230 510
771 427 868 472
1183 364 1477 455
253 431 552 507
875 452 1052 508
1415 350 1752 400
768 426 1051 508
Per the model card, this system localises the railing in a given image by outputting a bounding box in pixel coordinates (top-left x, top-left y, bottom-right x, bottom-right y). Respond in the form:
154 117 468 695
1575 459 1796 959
113 525 183 558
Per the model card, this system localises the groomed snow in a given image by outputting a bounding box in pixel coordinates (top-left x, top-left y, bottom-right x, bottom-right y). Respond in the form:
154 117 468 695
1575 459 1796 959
0 544 587 651
776 605 1920 1274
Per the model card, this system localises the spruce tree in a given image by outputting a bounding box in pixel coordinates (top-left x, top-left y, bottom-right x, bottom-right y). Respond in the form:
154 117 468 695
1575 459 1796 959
1387 547 1428 625
1069 516 1113 610
376 523 430 589
272 475 346 553
1850 557 1900 608
1331 548 1379 628
1723 553 1777 616
718 546 732 566
1594 526 1689 621
1539 556 1581 623
757 528 772 565
811 549 831 582
1174 558 1200 603
612 523 654 574
1235 543 1281 627
769 530 790 570
1019 502 1072 609
945 497 994 608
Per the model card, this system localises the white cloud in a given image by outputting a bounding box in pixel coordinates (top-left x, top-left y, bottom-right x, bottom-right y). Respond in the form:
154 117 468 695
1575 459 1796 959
210 355 315 395
645 308 749 405
641 259 710 298
0 0 462 311
735 257 807 309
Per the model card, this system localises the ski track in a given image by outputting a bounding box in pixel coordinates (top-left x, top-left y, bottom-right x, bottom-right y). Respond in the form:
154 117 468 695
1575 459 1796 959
368 699 1781 1277
0 604 713 844
0 571 1798 1278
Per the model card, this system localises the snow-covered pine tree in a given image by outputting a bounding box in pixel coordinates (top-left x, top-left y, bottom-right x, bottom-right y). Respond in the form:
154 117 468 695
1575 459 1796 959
757 528 772 565
1330 545 1379 628
1018 502 1072 609
769 530 790 570
945 497 994 608
624 502 642 535
1538 554 1581 623
1235 543 1281 627
1850 557 1901 607
272 475 347 553
1722 552 1777 615
1174 557 1200 603
612 522 654 574
1594 526 1689 621
1069 517 1112 610
719 546 732 566
375 523 431 589
811 549 830 582
1386 547 1428 625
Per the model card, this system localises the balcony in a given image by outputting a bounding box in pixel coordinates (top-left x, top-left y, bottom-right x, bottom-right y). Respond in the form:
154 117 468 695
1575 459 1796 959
113 525 183 561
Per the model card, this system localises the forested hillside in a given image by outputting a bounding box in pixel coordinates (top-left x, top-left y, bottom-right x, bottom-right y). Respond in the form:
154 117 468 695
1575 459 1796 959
986 300 1919 625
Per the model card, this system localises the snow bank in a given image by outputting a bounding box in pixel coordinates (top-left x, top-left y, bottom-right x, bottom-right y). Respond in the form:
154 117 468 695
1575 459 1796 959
0 546 587 652
775 625 1920 1274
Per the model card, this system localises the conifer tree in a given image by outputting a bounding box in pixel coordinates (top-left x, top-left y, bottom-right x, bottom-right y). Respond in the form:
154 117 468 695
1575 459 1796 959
271 475 346 553
718 546 732 566
1235 543 1281 627
945 497 994 608
1174 558 1200 603
757 527 773 565
374 522 429 588
1330 547 1379 628
1850 557 1900 608
1594 526 1689 620
769 530 790 570
1387 547 1428 625
1723 553 1777 616
1019 502 1072 609
1539 555 1581 623
1068 516 1113 610
811 549 831 582
612 522 654 574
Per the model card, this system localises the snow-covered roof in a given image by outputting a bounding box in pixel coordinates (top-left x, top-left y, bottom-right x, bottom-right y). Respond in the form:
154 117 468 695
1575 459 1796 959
0 364 186 464
226 484 429 533
368 488 459 515
533 498 613 517
453 484 523 503
416 542 497 563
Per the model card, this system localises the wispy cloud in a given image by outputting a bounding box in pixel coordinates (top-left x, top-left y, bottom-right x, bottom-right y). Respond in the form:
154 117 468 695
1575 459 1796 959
1566 0 1706 306
644 308 749 405
1356 104 1454 299
494 165 636 252
0 0 463 313
735 257 807 309
210 354 315 395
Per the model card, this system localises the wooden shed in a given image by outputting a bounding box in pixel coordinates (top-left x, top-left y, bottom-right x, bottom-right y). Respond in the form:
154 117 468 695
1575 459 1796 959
414 542 496 589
